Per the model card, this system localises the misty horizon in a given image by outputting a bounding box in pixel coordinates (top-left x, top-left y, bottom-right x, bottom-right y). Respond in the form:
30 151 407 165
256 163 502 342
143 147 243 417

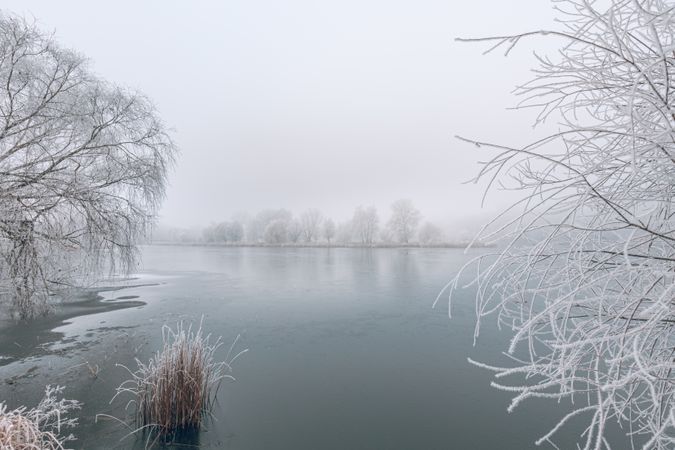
2 0 559 229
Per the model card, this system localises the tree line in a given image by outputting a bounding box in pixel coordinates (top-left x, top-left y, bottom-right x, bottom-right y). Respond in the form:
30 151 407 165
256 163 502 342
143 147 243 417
163 199 447 246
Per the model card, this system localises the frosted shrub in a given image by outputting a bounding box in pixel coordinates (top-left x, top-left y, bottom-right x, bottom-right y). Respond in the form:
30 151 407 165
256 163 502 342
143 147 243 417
0 385 81 450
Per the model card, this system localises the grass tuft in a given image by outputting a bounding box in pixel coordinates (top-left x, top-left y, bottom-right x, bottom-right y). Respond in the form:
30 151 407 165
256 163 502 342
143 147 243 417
0 385 81 450
115 321 246 442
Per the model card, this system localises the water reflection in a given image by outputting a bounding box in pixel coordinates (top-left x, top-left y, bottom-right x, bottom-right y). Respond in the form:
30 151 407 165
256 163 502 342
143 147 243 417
0 246 611 449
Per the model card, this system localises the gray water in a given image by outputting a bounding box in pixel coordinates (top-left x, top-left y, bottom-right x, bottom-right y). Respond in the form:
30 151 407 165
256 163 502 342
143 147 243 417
0 246 593 449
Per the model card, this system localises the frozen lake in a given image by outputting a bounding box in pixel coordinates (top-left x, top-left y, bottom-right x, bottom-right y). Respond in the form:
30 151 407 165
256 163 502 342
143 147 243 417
0 245 591 449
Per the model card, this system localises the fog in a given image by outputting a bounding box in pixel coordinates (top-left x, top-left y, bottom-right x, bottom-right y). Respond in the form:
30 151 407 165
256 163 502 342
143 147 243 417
3 0 559 229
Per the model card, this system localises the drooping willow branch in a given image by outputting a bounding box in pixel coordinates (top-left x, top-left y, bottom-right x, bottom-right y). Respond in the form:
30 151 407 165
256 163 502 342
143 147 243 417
0 14 177 319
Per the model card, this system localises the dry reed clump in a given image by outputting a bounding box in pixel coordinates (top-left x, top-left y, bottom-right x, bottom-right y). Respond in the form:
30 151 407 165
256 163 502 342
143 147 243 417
0 385 81 450
115 322 246 440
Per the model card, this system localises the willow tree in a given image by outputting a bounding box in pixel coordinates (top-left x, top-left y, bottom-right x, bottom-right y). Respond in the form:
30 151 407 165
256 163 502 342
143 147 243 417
441 1 675 448
0 15 176 318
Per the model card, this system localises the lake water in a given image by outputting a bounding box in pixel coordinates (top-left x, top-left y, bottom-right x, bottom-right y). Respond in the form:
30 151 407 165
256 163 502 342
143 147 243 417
0 245 594 449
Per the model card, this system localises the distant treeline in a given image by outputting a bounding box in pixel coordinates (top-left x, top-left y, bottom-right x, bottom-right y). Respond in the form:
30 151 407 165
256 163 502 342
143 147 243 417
153 199 480 247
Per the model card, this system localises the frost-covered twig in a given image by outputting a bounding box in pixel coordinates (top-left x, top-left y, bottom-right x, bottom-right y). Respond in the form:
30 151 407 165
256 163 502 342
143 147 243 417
448 1 675 449
0 385 81 449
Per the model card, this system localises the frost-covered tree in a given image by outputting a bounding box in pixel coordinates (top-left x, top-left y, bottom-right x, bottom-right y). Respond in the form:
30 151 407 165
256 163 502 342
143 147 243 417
204 221 244 243
287 218 303 243
335 221 353 244
386 199 421 244
352 206 379 245
418 222 443 245
322 218 336 244
263 219 288 244
225 221 244 243
300 208 323 242
202 224 220 243
441 1 675 448
246 209 291 243
378 228 394 244
0 15 176 318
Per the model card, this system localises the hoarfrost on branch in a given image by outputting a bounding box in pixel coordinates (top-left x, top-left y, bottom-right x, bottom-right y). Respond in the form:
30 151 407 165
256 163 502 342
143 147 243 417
442 1 675 448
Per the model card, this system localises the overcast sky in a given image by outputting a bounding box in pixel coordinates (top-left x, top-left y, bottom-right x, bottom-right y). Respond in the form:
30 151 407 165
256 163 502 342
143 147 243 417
3 1 559 228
